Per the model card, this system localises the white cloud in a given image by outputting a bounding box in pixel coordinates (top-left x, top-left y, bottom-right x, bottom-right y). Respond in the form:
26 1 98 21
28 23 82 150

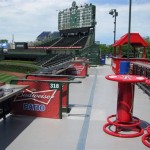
0 0 88 42
0 0 150 44
95 2 150 44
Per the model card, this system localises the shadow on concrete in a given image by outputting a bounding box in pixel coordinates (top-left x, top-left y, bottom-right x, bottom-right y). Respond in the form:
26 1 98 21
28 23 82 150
0 114 35 150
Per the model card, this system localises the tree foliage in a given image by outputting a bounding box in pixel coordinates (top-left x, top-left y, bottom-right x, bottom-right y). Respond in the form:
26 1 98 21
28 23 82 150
0 39 8 43
99 44 113 56
144 36 150 45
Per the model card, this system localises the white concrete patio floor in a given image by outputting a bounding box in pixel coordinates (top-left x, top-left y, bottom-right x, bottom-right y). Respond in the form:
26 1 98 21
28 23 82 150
0 64 150 150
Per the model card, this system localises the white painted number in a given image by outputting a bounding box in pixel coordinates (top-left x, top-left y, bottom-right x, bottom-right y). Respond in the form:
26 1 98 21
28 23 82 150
50 83 59 89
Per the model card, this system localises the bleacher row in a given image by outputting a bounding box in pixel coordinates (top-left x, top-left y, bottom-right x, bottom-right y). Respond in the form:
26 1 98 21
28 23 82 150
44 54 72 68
36 54 75 75
38 35 88 48
36 54 73 70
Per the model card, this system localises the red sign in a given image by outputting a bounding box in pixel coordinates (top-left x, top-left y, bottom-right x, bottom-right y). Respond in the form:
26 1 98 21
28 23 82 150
26 75 69 111
67 62 88 76
11 80 62 119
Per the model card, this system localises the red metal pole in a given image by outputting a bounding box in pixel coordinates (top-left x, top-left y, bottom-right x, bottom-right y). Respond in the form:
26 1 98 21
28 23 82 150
116 82 134 122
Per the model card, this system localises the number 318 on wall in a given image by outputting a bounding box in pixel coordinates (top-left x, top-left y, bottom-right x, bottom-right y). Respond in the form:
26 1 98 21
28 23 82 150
50 83 60 89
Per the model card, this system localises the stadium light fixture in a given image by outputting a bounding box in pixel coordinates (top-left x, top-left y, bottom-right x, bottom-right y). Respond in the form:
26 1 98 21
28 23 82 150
109 9 118 44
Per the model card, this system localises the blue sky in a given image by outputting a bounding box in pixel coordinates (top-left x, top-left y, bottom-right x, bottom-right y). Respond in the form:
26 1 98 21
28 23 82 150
89 0 149 5
88 0 128 4
0 0 150 45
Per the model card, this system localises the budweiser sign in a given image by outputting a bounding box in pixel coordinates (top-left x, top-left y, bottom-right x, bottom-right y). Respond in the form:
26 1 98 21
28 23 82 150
14 89 57 105
74 65 84 72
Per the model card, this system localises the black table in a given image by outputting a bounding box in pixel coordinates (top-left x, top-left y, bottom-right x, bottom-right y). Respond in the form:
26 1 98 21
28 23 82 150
0 84 28 119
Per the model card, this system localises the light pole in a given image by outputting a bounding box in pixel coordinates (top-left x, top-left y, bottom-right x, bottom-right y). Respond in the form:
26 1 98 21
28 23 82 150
109 9 118 44
127 0 132 59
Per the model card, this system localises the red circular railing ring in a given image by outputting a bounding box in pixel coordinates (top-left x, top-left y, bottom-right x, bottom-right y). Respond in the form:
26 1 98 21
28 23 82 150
147 126 150 134
145 79 150 85
103 122 144 138
142 133 150 148
107 115 141 127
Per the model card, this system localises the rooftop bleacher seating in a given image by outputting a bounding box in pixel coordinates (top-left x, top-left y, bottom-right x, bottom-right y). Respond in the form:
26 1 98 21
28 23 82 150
72 36 88 48
53 36 78 47
36 54 57 66
38 38 60 47
35 34 89 49
42 54 72 68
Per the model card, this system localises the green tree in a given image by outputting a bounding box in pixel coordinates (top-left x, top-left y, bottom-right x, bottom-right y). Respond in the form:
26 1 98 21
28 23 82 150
144 36 150 44
99 44 113 56
0 39 8 43
144 36 150 59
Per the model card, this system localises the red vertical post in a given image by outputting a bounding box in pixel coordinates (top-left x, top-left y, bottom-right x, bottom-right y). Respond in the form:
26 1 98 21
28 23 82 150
117 82 134 122
118 46 122 57
114 47 116 56
142 47 146 58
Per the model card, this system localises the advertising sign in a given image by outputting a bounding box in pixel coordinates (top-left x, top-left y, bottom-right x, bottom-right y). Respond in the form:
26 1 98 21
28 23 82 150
0 42 8 49
67 62 88 76
26 75 69 111
11 80 62 119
